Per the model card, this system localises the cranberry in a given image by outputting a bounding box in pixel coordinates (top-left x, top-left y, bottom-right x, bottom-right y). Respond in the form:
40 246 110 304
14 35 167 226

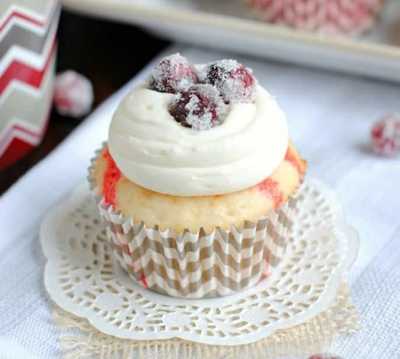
308 355 343 359
150 53 197 93
169 85 227 131
205 59 256 103
371 114 400 156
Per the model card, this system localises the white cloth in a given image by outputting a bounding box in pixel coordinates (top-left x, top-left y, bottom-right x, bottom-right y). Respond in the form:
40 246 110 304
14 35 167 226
0 44 399 358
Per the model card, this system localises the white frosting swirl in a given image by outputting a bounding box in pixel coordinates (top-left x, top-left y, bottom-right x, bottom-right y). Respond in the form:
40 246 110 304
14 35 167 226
108 85 288 196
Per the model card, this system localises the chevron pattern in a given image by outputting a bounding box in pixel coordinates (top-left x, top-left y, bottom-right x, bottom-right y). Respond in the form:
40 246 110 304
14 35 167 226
0 1 60 169
0 53 55 157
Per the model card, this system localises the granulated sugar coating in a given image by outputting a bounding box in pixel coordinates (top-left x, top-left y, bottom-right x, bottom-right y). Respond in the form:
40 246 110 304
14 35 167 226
205 59 256 103
150 53 197 93
169 84 227 130
150 54 256 130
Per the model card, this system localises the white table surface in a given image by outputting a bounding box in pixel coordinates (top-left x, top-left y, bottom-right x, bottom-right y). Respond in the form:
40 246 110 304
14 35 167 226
0 44 399 358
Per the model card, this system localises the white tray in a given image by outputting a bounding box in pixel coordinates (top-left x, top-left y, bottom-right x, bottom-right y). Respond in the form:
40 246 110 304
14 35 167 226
62 0 400 83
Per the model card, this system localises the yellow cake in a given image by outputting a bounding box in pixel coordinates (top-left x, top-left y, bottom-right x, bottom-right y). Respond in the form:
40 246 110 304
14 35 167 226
92 143 305 233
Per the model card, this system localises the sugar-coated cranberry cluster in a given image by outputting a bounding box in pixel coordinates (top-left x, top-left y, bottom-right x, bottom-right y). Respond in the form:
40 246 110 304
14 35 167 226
149 54 256 130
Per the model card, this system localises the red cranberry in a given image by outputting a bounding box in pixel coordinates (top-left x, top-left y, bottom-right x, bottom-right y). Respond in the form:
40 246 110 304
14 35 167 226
169 85 227 131
308 354 343 359
205 59 256 103
371 114 400 156
151 53 197 93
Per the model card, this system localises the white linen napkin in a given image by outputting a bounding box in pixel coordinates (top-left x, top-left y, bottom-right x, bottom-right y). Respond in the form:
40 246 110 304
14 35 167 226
0 44 399 358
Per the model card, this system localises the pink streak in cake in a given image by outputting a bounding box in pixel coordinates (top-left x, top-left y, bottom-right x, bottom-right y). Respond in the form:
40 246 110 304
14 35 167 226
102 148 121 207
257 178 284 208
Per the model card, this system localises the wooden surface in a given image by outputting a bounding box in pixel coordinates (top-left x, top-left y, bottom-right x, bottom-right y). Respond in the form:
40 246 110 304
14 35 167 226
0 10 168 194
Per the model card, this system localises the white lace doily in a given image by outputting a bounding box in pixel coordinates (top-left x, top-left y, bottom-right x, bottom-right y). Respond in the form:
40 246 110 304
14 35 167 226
40 179 358 346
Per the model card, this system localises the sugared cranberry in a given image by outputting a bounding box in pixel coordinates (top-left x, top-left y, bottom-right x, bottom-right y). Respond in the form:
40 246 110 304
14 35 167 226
54 70 93 117
371 114 400 156
151 53 197 93
205 59 256 103
308 354 343 359
169 85 227 131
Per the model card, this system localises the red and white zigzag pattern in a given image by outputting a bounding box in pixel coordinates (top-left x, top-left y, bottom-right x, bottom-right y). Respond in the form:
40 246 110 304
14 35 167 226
0 5 45 32
0 1 60 168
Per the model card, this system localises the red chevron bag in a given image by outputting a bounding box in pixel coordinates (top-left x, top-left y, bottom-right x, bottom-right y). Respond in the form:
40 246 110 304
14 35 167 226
0 0 60 169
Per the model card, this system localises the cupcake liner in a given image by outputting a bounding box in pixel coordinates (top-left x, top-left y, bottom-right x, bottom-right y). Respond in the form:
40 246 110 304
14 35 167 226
247 0 385 35
88 147 294 298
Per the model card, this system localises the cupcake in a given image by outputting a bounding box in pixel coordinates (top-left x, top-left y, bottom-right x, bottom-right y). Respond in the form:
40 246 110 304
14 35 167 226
89 54 306 298
247 0 384 35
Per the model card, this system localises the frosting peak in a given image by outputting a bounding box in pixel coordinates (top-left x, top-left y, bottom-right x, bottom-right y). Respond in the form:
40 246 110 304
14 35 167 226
108 85 288 196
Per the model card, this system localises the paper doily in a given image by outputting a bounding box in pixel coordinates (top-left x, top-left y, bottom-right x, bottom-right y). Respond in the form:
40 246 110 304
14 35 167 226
41 179 358 346
53 283 359 359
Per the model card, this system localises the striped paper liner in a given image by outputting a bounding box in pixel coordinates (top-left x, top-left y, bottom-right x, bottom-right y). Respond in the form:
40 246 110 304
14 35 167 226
88 147 295 298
